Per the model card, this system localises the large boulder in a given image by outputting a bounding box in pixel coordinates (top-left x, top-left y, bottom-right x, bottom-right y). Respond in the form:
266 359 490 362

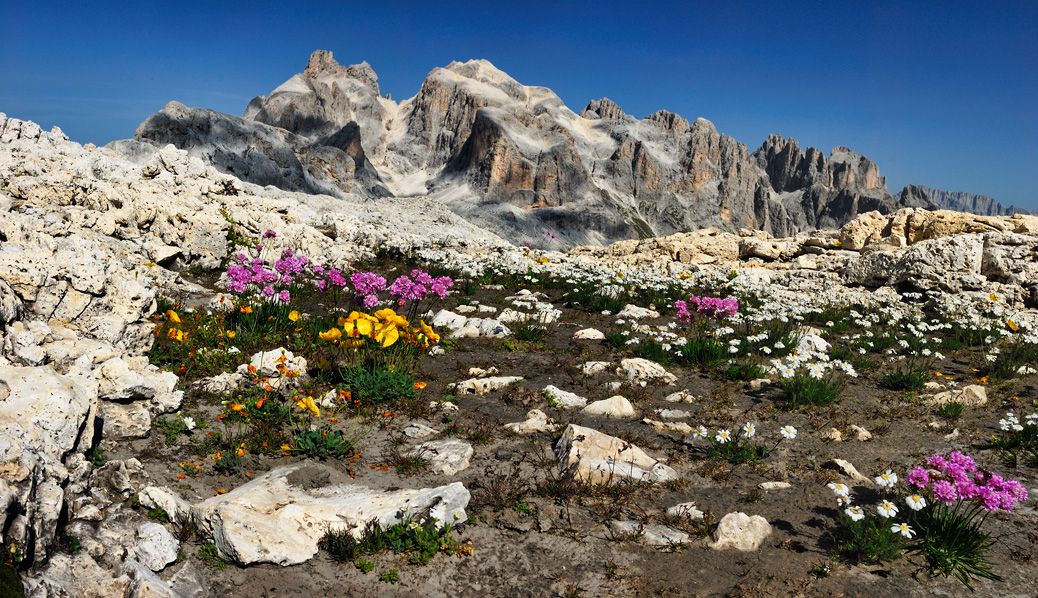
191 463 470 566
555 424 677 485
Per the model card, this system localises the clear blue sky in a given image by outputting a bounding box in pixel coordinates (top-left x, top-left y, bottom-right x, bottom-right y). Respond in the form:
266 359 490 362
2 1 1036 207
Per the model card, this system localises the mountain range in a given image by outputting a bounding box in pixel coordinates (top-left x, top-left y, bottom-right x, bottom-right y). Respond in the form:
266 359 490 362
109 50 1027 248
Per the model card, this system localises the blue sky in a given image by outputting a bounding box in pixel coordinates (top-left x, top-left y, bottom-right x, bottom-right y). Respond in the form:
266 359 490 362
2 1 1036 207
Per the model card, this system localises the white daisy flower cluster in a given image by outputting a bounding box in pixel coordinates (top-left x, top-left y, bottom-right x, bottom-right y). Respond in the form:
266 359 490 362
692 422 797 444
769 349 858 380
999 411 1038 432
827 469 916 538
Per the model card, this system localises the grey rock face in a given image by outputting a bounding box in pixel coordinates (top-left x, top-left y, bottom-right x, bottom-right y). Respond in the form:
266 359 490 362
118 49 1014 248
125 101 389 198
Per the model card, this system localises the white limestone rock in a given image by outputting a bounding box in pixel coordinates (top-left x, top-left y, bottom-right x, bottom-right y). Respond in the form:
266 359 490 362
555 424 677 485
407 439 474 476
132 522 180 572
608 520 691 546
543 384 588 409
192 463 470 566
452 375 523 396
618 358 676 386
573 328 605 340
711 512 772 551
582 395 636 418
503 409 559 434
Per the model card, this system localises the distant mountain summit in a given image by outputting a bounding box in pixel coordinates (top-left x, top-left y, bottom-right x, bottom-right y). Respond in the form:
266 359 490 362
898 184 1028 216
116 50 1023 247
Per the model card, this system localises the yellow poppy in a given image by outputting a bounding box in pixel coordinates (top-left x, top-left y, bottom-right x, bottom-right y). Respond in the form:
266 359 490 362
288 310 300 322
374 324 400 348
1007 319 1020 333
225 330 236 339
418 320 440 344
166 310 182 324
319 327 342 342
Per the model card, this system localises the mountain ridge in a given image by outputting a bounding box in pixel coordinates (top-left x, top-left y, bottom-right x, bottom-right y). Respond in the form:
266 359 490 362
117 50 1024 247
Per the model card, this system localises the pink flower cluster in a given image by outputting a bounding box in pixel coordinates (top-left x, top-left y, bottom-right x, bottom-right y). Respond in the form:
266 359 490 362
907 451 1028 512
222 233 453 311
674 294 739 321
389 269 453 303
350 272 387 308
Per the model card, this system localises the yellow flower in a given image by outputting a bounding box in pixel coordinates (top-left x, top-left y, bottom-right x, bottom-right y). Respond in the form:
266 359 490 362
535 257 549 264
374 324 400 348
167 328 187 343
374 308 408 328
989 293 998 302
1007 319 1020 333
280 443 292 451
419 320 440 344
166 310 182 324
414 381 428 390
240 305 253 314
225 330 236 339
230 403 245 412
295 395 321 418
235 447 246 458
319 327 342 342
288 310 300 322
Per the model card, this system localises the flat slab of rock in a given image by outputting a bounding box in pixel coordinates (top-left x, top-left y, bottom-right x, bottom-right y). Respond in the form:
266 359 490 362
663 390 697 403
711 512 772 551
928 384 987 407
192 463 470 566
453 375 523 396
407 439 473 476
580 361 611 376
555 424 677 485
582 395 636 418
617 304 660 319
608 520 690 546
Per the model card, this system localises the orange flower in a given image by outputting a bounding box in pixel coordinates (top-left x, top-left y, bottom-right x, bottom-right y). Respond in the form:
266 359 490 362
414 381 428 390
235 447 246 458
247 364 258 375
255 398 266 409
977 376 990 384
226 330 236 339
1007 319 1020 333
230 403 245 412
240 305 253 314
176 473 187 480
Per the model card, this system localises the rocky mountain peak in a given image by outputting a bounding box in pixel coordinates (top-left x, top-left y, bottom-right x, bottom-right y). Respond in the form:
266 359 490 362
582 98 628 121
